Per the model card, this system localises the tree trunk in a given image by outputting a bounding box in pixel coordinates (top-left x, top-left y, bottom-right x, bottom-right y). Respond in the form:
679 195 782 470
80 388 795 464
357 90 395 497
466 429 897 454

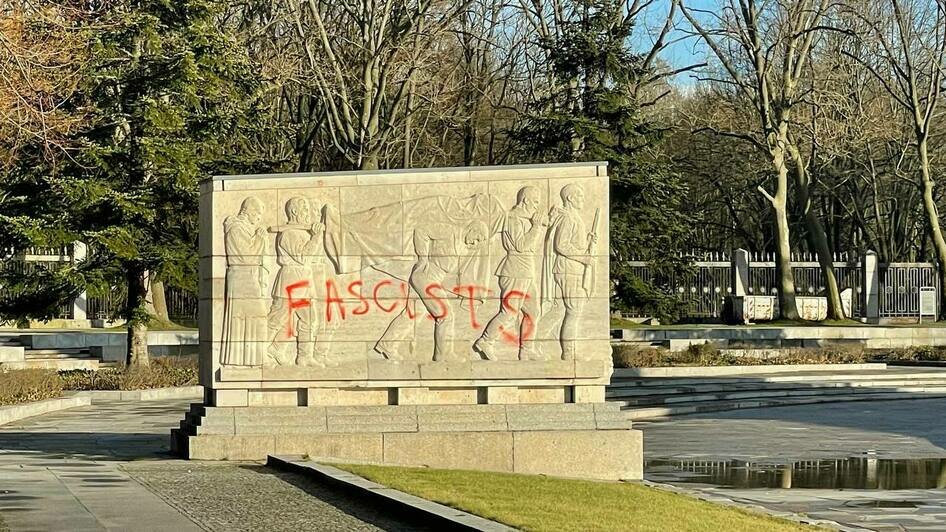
360 153 379 171
148 278 169 322
788 144 844 319
773 197 800 320
125 266 150 367
918 136 946 319
770 144 799 320
463 124 476 166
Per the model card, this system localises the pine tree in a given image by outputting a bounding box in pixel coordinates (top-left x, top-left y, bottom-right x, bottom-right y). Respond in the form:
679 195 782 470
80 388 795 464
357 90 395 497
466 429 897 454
514 0 694 321
0 0 262 364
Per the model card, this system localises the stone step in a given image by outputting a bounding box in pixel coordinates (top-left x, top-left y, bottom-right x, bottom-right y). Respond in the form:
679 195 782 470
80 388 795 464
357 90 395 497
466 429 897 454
622 390 946 420
24 350 94 360
606 379 946 399
613 384 946 407
608 371 946 388
183 402 631 436
0 345 25 363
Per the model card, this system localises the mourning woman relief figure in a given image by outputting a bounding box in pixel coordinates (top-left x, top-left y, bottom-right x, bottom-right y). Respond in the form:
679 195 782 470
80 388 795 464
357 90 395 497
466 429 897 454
221 197 270 366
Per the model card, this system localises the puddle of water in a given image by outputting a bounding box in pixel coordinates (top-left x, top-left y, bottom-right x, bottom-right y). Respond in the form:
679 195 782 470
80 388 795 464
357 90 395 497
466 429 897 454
645 458 946 489
847 500 923 508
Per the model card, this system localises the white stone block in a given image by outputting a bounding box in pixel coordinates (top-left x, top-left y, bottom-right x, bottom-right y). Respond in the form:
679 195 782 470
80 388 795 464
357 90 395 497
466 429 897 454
205 163 612 401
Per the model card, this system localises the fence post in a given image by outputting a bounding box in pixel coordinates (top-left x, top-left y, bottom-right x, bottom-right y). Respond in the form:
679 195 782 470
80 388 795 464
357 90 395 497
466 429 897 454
72 242 88 321
863 250 879 324
733 248 749 297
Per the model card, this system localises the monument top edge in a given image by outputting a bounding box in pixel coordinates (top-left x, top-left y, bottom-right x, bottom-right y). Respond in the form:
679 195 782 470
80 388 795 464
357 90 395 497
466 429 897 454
210 161 609 182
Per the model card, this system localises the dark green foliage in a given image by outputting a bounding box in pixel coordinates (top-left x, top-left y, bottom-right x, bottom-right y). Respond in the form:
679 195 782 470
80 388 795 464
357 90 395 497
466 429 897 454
512 0 693 321
0 1 264 324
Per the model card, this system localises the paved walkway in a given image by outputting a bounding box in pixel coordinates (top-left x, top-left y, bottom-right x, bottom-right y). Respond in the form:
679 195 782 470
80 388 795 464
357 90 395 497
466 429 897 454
0 400 425 531
642 398 946 531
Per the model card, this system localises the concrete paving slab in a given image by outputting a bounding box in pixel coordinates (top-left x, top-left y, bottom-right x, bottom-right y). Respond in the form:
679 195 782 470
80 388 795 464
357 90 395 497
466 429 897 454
0 399 433 531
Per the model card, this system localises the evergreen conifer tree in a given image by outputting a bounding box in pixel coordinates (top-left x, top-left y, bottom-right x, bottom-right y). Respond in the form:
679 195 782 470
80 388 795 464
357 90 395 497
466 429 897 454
0 0 262 364
514 0 693 321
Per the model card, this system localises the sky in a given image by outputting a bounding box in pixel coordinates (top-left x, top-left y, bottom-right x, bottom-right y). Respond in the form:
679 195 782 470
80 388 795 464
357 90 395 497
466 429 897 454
637 0 716 86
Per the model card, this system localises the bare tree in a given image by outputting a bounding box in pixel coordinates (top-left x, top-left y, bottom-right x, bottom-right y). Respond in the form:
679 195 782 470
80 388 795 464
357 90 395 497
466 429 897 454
281 0 472 170
844 0 946 313
681 0 845 320
0 2 89 168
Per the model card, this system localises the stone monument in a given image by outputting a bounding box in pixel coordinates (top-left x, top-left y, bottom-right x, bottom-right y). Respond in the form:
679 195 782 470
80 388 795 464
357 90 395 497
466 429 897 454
172 162 642 480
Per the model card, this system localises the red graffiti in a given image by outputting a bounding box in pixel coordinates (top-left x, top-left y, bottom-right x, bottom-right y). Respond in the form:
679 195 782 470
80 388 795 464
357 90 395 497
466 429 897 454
372 280 397 312
424 283 449 320
280 278 495 333
498 290 535 347
348 280 370 315
453 284 491 329
285 280 311 338
324 280 346 322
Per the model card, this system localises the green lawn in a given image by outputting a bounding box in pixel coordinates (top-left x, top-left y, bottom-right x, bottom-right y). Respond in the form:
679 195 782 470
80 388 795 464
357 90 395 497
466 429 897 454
611 317 644 328
336 464 816 532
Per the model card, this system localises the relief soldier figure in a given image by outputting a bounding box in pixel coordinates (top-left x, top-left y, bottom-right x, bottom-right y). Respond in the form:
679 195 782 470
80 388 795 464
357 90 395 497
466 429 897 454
323 193 502 362
544 184 598 360
266 197 326 367
474 186 548 361
221 197 269 366
374 219 490 362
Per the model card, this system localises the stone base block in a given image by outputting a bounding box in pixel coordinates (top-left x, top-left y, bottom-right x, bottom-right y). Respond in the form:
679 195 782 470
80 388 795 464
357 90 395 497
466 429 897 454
215 384 609 407
172 401 641 480
177 428 642 481
0 346 25 363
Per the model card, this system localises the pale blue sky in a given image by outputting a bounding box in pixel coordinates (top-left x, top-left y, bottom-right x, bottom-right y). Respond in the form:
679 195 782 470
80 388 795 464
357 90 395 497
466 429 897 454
638 0 715 85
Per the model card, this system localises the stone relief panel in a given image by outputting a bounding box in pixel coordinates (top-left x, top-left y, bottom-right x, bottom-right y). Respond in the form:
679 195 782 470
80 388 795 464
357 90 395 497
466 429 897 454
213 166 609 372
220 197 268 366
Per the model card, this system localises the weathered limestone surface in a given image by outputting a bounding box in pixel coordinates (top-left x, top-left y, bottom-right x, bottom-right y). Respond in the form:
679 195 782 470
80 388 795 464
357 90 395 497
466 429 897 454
180 163 641 479
200 162 612 401
173 403 639 480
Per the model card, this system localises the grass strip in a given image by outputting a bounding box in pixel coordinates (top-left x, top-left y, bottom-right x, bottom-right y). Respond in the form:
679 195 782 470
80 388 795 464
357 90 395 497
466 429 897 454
335 464 817 532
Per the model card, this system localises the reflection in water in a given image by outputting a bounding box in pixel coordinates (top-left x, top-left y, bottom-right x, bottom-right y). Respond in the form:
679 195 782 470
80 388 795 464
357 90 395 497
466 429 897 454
645 458 946 489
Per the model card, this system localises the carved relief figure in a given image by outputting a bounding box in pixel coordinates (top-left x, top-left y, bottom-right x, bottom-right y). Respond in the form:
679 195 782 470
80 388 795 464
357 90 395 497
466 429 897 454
474 186 548 361
221 197 269 366
323 194 503 361
543 184 599 360
376 219 490 361
266 197 326 367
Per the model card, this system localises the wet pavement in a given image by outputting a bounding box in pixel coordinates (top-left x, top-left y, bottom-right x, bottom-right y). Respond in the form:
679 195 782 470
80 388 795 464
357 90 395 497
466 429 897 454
646 457 946 490
642 398 946 531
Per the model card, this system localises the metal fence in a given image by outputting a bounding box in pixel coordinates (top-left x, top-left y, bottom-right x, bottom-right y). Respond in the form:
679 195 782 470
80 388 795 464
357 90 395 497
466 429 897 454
86 286 197 326
625 251 937 321
0 248 75 319
626 254 734 319
744 252 864 318
879 263 939 318
1 245 198 325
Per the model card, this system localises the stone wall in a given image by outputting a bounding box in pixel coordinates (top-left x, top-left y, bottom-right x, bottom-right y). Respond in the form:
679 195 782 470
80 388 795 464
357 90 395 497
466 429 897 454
200 163 612 407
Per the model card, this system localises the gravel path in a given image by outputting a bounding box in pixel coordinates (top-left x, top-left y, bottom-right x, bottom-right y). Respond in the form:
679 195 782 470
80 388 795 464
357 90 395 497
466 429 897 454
123 462 433 532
